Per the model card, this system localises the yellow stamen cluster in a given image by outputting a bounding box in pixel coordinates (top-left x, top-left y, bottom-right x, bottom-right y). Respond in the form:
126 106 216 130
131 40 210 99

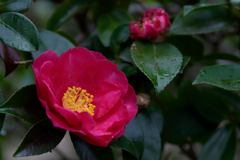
62 86 95 116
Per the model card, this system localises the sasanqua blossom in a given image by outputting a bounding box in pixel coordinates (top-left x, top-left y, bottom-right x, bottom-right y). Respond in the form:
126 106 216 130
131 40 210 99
130 8 170 40
32 47 138 147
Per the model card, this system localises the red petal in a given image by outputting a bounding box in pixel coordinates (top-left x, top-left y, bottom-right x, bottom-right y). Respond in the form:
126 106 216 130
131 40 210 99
93 60 128 98
94 100 128 138
91 81 121 119
45 105 85 135
32 50 59 75
52 47 98 101
122 84 138 122
114 127 125 139
73 132 110 147
53 104 96 131
91 51 107 60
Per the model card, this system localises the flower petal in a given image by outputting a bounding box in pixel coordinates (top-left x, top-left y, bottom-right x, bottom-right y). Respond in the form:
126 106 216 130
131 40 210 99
91 51 107 60
32 50 59 75
93 60 128 97
52 47 98 101
122 84 138 121
95 100 128 138
92 81 121 119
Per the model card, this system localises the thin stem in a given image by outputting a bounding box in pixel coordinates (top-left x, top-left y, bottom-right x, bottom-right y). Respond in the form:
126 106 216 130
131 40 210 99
14 60 33 65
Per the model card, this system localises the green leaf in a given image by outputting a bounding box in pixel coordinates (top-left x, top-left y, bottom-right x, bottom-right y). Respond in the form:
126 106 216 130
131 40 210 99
194 89 231 123
171 6 237 35
110 23 130 55
13 118 66 157
70 133 114 160
111 116 144 159
0 85 47 124
180 56 190 73
0 40 21 77
163 108 217 145
138 110 161 160
0 12 39 51
0 87 5 132
131 41 183 95
111 135 139 159
97 10 132 47
47 0 94 31
199 125 236 160
166 35 204 60
183 2 227 16
0 0 33 13
193 64 240 91
31 29 75 60
202 53 240 62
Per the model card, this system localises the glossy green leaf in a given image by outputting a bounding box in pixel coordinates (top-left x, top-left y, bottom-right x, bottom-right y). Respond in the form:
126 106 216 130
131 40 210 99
0 85 47 124
31 29 75 60
180 56 190 73
0 12 39 51
0 0 33 13
199 125 236 160
138 111 161 160
111 116 144 159
13 118 66 157
110 24 130 55
97 10 132 47
0 41 21 77
194 89 231 123
131 41 183 95
193 64 240 91
171 6 237 35
0 87 5 132
163 108 216 145
183 2 227 16
111 135 138 159
70 133 114 160
202 53 240 62
166 35 204 60
47 0 94 31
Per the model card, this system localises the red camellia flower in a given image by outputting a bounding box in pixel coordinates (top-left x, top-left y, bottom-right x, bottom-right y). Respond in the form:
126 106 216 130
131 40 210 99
130 8 170 40
32 47 138 147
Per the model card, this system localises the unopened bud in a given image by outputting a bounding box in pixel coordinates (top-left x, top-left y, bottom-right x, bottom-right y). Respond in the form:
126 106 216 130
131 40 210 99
136 93 150 109
129 8 170 41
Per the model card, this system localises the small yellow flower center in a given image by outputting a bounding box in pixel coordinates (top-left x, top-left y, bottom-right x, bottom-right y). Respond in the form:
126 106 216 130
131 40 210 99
62 86 95 116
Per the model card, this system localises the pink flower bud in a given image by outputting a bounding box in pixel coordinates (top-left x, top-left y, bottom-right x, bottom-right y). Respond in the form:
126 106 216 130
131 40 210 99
130 8 170 41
